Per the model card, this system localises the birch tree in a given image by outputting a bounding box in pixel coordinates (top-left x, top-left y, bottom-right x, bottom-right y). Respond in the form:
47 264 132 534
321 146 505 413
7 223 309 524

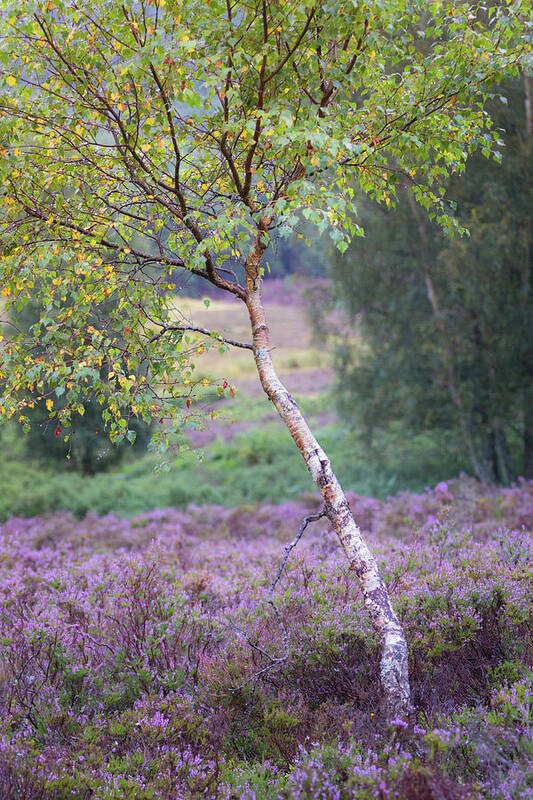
0 0 530 720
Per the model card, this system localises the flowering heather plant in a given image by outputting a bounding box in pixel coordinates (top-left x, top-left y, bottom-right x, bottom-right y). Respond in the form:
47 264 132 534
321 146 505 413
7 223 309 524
0 477 531 798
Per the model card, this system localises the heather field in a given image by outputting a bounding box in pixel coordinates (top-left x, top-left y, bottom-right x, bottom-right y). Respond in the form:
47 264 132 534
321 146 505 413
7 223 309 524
0 478 531 799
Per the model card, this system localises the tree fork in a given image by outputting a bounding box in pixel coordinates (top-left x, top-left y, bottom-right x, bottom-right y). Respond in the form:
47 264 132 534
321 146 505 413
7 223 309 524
245 269 410 721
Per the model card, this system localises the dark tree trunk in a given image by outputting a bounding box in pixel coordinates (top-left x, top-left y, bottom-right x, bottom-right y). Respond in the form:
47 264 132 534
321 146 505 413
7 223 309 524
524 380 533 479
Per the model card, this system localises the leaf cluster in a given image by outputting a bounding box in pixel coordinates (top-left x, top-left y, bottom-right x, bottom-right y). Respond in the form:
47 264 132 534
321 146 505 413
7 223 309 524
0 0 530 445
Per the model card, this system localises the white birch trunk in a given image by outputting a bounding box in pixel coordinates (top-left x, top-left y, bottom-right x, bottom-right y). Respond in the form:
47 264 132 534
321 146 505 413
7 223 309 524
245 274 410 721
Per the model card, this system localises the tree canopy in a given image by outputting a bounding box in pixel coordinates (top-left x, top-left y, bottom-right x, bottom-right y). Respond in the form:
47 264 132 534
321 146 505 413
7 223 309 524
0 0 530 450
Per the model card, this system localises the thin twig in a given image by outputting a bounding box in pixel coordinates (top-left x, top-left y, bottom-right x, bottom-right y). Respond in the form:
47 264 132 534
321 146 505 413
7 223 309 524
230 507 326 691
147 324 253 351
269 508 326 599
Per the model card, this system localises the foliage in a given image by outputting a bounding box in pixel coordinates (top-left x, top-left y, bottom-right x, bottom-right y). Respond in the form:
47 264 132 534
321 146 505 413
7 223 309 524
23 397 152 474
0 0 530 450
330 76 533 484
0 414 474 519
0 477 531 798
3 297 152 474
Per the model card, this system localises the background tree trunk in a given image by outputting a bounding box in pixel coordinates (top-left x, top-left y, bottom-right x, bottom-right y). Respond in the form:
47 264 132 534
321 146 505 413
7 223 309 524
522 73 533 479
245 271 410 721
524 379 533 479
409 194 498 485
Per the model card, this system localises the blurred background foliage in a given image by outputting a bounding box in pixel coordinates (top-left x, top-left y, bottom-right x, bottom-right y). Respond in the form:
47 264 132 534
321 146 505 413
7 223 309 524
6 297 152 476
329 77 532 486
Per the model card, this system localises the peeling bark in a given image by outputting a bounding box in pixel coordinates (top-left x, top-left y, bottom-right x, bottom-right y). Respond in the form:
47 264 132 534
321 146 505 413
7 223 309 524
244 256 410 720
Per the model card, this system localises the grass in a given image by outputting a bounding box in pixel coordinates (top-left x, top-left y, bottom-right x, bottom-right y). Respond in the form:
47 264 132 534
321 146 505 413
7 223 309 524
0 280 479 521
167 293 330 383
1 286 530 799
0 416 470 520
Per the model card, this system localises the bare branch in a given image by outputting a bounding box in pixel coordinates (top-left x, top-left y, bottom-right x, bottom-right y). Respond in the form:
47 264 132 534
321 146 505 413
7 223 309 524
265 7 317 84
230 507 326 691
269 508 327 599
148 324 253 351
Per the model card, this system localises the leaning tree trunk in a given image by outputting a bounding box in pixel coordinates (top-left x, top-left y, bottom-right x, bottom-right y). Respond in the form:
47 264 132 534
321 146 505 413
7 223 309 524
244 273 410 721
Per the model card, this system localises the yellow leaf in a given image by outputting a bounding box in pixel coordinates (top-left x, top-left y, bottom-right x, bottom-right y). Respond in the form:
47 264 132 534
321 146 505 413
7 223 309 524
46 398 54 411
6 76 16 88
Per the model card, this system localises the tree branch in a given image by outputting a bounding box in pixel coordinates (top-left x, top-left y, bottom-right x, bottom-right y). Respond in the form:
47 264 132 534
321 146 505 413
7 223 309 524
147 324 253 351
265 7 317 83
230 507 326 690
269 508 326 598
